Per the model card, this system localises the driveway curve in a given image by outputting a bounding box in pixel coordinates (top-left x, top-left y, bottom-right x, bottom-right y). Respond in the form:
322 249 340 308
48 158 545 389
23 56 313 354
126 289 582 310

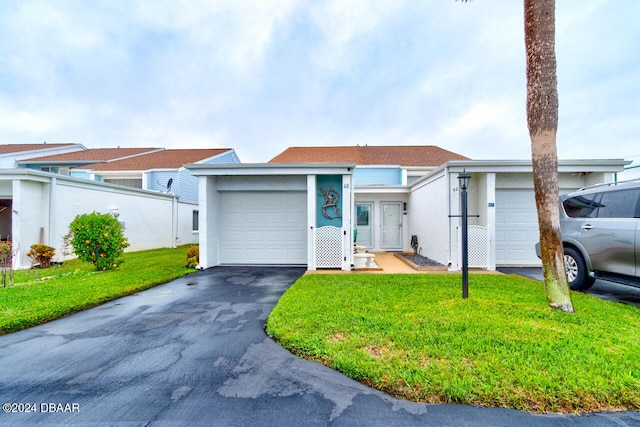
0 267 638 426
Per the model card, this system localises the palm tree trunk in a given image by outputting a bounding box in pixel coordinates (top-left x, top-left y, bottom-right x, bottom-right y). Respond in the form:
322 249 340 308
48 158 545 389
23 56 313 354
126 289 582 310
524 0 574 312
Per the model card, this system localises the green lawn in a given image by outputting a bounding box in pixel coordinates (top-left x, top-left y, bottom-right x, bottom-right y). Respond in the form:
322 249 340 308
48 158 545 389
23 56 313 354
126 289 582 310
266 273 640 413
0 246 196 335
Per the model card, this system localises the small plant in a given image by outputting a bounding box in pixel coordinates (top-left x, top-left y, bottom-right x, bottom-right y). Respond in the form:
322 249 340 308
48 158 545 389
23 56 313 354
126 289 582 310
0 241 15 287
27 244 56 269
185 245 199 268
68 211 130 270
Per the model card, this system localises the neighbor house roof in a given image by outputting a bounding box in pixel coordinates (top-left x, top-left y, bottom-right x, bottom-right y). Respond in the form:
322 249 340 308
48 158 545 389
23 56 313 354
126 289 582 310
76 148 234 171
269 145 469 166
17 147 163 164
0 143 79 155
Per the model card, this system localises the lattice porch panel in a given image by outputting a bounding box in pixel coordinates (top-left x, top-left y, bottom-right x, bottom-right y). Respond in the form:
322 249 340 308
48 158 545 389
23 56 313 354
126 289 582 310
315 226 343 268
468 225 489 268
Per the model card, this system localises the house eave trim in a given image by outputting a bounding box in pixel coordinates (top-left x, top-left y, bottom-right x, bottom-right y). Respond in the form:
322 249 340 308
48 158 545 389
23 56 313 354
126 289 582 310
186 163 356 176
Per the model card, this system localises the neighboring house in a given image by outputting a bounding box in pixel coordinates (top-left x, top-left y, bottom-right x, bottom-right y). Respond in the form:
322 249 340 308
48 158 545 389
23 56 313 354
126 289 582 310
408 159 629 270
17 147 164 176
0 144 241 268
0 169 198 269
73 148 240 204
188 145 629 272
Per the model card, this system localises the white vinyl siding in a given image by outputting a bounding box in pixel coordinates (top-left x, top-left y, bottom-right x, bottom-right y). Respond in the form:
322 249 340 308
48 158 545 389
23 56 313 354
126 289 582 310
354 168 402 186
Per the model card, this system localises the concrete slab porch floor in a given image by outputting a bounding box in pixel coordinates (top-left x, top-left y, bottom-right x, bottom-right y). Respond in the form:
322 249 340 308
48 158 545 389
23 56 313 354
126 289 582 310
307 252 502 275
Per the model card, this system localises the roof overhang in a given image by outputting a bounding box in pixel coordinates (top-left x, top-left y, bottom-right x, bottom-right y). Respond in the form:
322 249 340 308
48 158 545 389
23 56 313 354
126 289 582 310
411 159 631 188
355 185 410 194
0 168 175 199
186 162 356 176
444 159 631 173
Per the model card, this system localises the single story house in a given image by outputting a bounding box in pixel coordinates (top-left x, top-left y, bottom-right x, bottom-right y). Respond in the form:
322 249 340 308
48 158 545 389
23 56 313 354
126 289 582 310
188 145 629 271
20 147 240 205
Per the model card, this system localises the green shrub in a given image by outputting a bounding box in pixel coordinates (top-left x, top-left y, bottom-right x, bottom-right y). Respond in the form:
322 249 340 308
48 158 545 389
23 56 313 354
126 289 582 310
68 212 130 270
185 245 199 268
26 244 56 268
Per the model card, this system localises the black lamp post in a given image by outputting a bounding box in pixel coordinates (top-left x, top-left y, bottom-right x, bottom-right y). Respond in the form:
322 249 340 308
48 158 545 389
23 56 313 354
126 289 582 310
458 169 471 299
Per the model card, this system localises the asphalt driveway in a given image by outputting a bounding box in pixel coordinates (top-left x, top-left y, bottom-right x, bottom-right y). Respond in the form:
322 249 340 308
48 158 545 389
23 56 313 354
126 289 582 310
1 267 639 426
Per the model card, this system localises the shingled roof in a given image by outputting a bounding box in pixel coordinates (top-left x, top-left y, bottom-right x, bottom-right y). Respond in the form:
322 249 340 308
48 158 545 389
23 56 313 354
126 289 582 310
18 147 162 163
0 143 78 155
76 148 234 171
269 146 469 167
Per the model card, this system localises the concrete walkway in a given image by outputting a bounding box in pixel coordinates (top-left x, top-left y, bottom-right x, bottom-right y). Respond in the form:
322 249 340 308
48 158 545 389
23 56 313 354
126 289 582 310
307 251 501 275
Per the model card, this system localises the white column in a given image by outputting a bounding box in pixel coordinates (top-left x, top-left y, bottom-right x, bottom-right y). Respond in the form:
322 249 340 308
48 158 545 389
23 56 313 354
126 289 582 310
486 173 496 270
199 176 220 268
341 174 352 271
307 175 316 270
11 179 22 269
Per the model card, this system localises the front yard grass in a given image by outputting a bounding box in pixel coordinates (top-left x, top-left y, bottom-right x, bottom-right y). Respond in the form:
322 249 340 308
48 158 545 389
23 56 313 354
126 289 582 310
266 274 640 414
0 246 196 335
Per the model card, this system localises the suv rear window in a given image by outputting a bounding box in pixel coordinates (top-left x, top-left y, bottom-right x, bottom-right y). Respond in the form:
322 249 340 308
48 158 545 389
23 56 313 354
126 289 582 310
563 194 597 218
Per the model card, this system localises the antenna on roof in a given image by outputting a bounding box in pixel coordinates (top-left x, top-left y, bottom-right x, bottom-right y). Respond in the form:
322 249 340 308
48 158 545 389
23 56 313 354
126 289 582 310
158 178 173 193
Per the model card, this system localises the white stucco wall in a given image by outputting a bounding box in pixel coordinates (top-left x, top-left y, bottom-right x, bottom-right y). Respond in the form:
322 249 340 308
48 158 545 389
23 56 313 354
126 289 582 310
12 179 50 267
407 172 450 266
3 171 198 269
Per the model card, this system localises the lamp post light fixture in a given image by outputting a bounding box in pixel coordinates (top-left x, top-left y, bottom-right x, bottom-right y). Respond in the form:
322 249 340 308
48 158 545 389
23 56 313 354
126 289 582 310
458 169 471 299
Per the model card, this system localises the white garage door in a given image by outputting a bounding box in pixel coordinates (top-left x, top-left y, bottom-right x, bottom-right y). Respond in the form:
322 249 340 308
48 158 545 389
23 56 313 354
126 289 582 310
220 191 307 265
495 190 541 266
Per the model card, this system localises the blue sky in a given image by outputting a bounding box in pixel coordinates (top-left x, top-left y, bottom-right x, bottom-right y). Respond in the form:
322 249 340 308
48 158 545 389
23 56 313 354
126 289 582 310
1 1 638 169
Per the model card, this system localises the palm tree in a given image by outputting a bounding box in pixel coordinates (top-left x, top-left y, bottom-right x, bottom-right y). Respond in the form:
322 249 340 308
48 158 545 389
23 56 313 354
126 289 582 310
458 0 574 311
524 0 573 312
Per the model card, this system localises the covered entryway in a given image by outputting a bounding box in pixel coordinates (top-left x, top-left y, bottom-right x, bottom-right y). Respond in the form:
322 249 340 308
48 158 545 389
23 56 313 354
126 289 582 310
220 191 307 265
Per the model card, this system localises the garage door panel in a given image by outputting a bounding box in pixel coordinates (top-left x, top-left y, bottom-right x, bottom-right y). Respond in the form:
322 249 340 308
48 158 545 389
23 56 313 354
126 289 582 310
496 190 541 266
221 191 307 265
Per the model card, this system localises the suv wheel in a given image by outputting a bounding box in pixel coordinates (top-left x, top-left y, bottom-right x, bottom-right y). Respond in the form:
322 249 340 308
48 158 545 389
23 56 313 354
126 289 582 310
564 247 595 291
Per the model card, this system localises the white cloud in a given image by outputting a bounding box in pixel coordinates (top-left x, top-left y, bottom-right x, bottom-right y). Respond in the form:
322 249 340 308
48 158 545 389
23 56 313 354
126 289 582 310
309 0 405 72
0 0 638 165
130 0 297 73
